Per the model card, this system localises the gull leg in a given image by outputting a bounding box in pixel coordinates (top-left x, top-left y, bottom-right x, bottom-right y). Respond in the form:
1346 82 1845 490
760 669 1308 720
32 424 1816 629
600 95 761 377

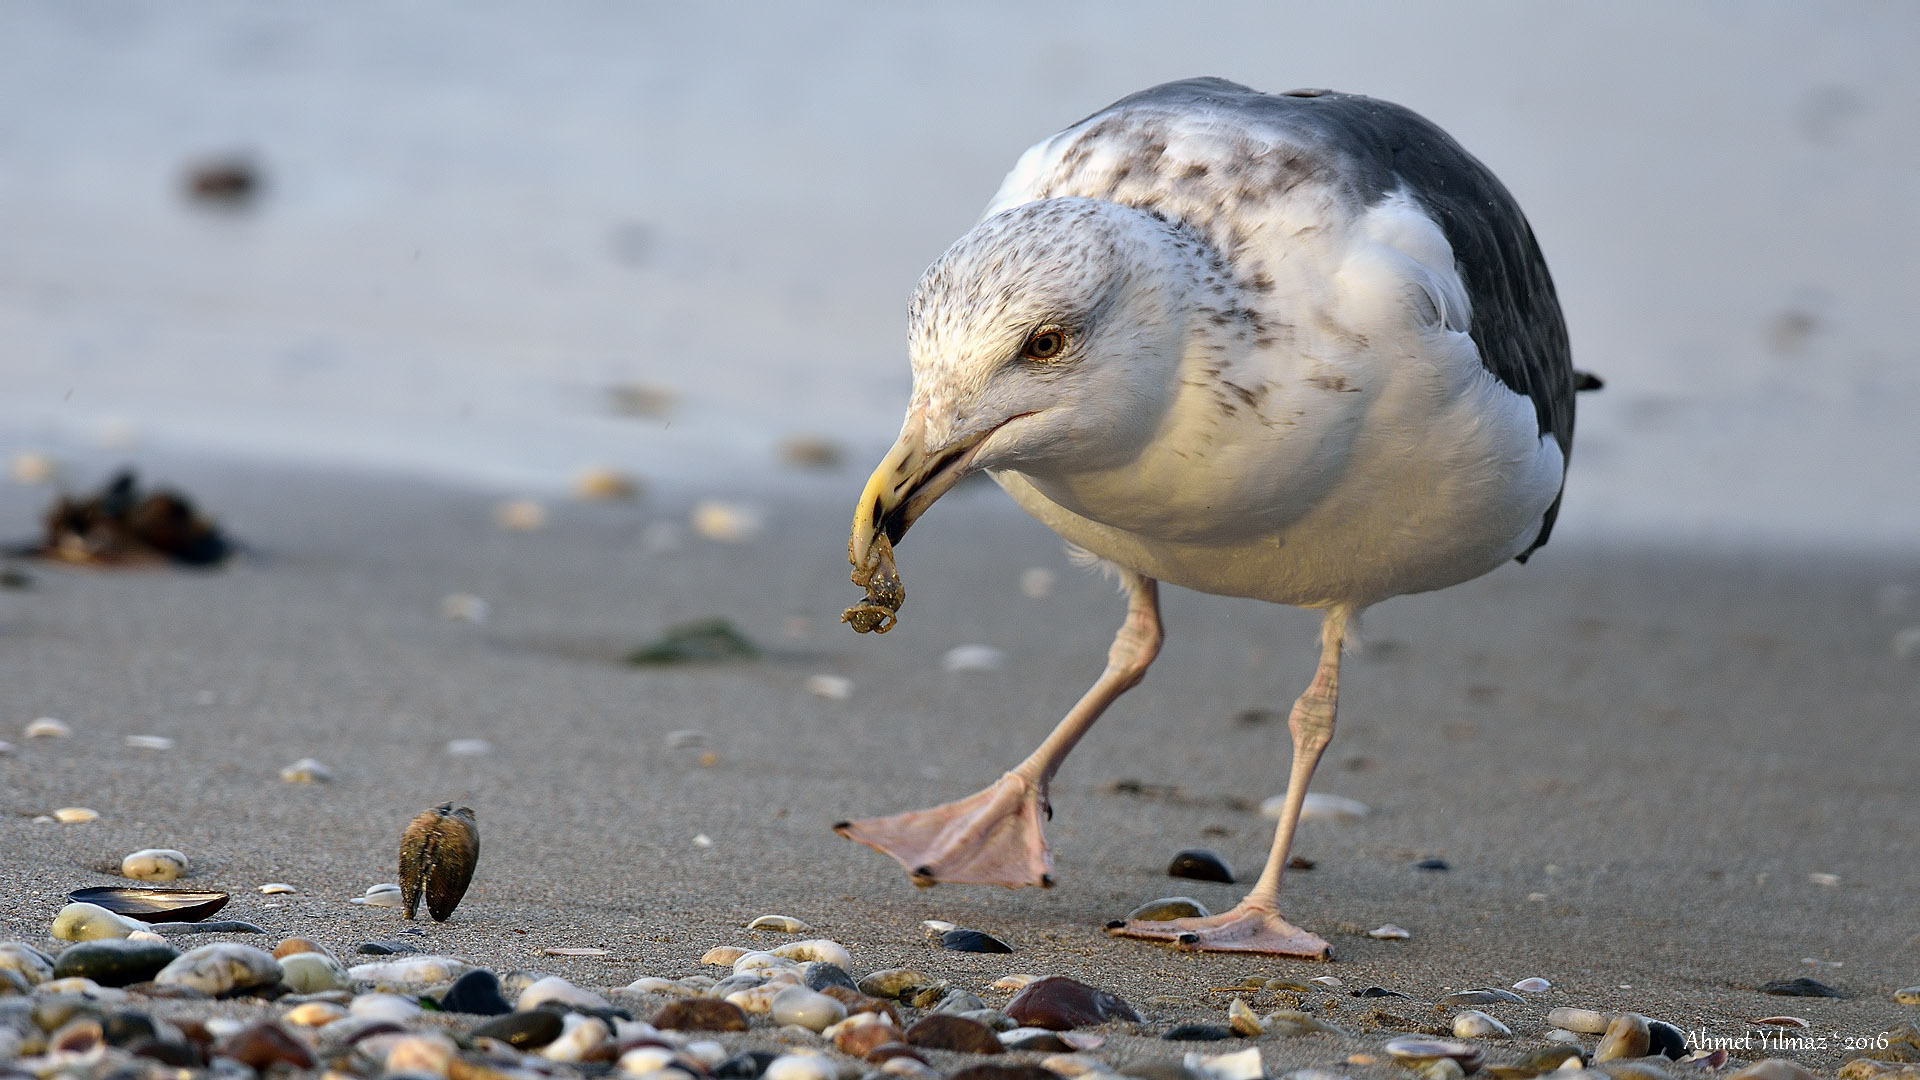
1109 607 1349 957
836 572 1162 888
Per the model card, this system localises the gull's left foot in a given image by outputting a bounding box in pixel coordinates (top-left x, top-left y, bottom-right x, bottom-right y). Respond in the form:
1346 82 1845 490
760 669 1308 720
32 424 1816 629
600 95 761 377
1106 902 1333 958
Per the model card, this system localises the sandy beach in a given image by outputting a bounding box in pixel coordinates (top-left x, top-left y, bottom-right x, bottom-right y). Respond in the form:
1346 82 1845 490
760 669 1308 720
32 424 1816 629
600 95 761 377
2 459 1914 1074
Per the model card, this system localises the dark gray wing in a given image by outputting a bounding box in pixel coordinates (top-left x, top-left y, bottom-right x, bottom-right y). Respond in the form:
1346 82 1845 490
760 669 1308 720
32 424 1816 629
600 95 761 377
1085 79 1576 558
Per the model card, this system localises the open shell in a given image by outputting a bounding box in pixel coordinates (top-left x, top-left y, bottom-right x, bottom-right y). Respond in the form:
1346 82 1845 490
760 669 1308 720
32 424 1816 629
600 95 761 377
67 886 229 923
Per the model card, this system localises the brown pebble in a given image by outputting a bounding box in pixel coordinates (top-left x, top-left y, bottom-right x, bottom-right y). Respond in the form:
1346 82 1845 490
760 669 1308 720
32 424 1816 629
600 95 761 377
215 1021 314 1071
834 1020 901 1058
949 1066 1059 1080
1728 1061 1817 1080
271 938 330 960
905 1014 1004 1055
1005 975 1143 1030
867 1043 930 1066
821 985 903 1025
651 998 749 1032
1595 1013 1651 1062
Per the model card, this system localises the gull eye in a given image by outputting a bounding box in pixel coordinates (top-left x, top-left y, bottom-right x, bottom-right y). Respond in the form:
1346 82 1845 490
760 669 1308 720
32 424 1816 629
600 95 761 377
1021 329 1068 362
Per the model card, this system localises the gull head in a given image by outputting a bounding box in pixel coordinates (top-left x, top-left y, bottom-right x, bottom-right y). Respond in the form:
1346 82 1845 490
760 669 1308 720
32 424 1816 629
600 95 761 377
851 197 1206 568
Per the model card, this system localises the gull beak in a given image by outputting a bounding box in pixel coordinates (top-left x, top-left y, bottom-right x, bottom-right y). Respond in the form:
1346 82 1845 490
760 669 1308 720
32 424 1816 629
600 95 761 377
849 412 997 574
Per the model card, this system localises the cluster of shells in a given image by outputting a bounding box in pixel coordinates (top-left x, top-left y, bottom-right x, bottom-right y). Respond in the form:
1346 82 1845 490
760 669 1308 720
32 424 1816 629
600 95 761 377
7 910 1916 1080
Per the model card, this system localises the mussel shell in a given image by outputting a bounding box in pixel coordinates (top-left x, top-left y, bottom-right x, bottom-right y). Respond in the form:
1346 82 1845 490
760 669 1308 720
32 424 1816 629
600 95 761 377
67 886 229 923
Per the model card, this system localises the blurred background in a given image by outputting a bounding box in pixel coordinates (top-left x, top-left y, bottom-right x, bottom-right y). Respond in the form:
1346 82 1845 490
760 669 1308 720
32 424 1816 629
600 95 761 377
1 1 1914 550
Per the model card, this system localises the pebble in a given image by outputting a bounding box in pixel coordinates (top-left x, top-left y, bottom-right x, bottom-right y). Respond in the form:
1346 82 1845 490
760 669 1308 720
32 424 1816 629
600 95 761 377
358 940 419 954
474 1009 565 1049
860 969 941 1000
806 675 853 700
1728 1062 1817 1080
494 498 549 531
1005 976 1143 1030
125 735 176 750
772 986 847 1032
1125 897 1211 921
830 1014 902 1057
1366 924 1411 939
259 883 297 894
691 500 764 543
351 992 423 1022
933 991 990 1015
1261 1011 1347 1038
779 435 845 470
907 1014 1005 1054
353 882 405 907
541 1013 612 1062
518 974 612 1012
1188 1047 1265 1080
942 929 1014 953
746 915 812 935
1759 977 1842 997
217 1020 314 1071
0 942 55 984
1453 1011 1512 1038
437 968 513 1015
445 738 493 756
153 943 281 996
350 955 472 988
764 1053 838 1080
1513 978 1552 993
1647 1020 1688 1059
1594 1013 1650 1061
440 594 491 622
284 1001 347 1026
11 450 57 484
280 757 333 783
25 717 71 738
1167 849 1235 883
51 902 144 941
703 946 751 966
52 807 100 823
803 962 859 994
121 848 190 882
735 950 797 975
1547 1008 1612 1035
772 939 853 968
1020 567 1056 599
50 939 179 987
992 974 1041 991
944 644 1007 672
1384 1037 1487 1073
388 1032 459 1075
1294 792 1369 822
1896 987 1920 1005
277 951 351 993
574 467 640 501
1506 1046 1589 1075
652 999 751 1032
1164 1023 1236 1041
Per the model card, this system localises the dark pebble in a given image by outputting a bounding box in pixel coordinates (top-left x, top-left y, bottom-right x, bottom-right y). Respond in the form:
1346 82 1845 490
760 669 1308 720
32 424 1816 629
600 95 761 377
1163 1023 1236 1041
472 1009 564 1049
652 999 750 1033
1760 977 1843 998
950 1066 1060 1080
438 969 512 1016
1005 975 1144 1031
215 1021 313 1071
53 940 179 987
866 1044 929 1067
940 929 1014 954
803 962 860 993
1356 986 1408 998
1414 858 1450 871
104 1011 157 1047
357 941 421 956
1288 855 1317 870
127 1037 201 1067
1167 849 1235 883
341 1020 406 1045
713 1051 778 1079
1648 1019 1689 1059
150 920 267 935
905 1014 1004 1055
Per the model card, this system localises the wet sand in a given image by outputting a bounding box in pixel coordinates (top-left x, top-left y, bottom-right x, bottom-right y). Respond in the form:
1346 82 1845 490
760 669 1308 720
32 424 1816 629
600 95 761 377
1 460 1915 1072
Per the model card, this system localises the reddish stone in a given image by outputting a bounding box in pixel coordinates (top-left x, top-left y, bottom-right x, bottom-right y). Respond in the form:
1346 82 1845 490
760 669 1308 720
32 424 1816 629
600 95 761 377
904 1014 1003 1055
651 998 750 1032
1005 976 1142 1030
215 1021 315 1071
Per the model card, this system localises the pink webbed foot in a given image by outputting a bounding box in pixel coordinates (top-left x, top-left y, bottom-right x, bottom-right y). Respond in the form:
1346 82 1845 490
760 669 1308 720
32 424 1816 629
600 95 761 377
834 771 1054 888
1107 902 1334 959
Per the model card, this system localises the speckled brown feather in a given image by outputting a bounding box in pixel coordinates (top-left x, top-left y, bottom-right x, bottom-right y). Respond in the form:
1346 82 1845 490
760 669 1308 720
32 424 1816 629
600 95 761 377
398 803 479 921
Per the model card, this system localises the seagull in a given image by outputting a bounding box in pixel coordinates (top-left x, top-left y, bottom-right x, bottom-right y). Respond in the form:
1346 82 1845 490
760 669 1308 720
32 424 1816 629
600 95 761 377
836 78 1586 957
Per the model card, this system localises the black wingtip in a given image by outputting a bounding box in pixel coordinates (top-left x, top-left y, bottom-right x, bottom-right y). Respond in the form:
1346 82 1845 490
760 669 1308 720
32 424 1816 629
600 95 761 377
1574 370 1605 392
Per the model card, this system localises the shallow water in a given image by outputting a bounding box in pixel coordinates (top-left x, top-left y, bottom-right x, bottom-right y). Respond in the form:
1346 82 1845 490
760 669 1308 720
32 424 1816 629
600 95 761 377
1 2 1914 549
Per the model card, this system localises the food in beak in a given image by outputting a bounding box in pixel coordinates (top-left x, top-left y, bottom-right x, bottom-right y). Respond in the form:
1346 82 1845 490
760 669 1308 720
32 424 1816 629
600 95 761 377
841 532 904 634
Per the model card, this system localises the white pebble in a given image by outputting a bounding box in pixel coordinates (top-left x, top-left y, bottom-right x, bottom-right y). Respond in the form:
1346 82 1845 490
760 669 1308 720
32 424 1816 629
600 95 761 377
53 807 100 823
702 946 750 966
1808 872 1840 887
259 883 297 895
763 1054 837 1080
280 757 333 783
573 467 640 501
352 883 404 907
1453 1010 1512 1038
691 500 764 543
51 903 142 941
1512 977 1552 993
771 939 852 969
771 985 846 1032
518 974 612 1012
1366 924 1411 939
494 498 549 531
1545 1028 1582 1044
283 1001 347 1026
943 644 1005 672
1546 1008 1611 1034
1308 976 1344 989
991 974 1040 991
440 593 491 622
693 833 713 847
124 735 175 750
121 848 189 881
154 943 282 996
1288 792 1370 822
1186 1047 1265 1080
626 976 692 995
387 1034 457 1077
733 950 796 976
621 1046 679 1075
279 951 351 993
921 919 957 934
540 1013 612 1062
1019 567 1056 599
445 738 493 756
25 717 71 738
349 955 472 987
10 451 57 484
203 1017 246 1039
351 992 424 1022
806 674 853 701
